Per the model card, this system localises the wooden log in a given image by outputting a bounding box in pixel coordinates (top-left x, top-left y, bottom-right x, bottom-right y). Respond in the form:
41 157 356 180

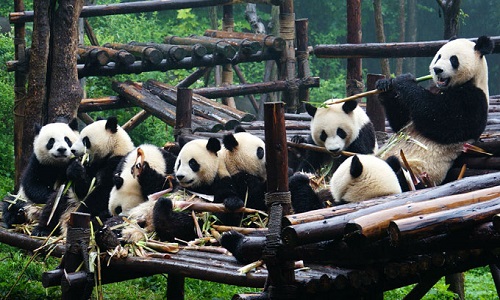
189 35 262 55
77 46 109 66
122 110 150 131
47 0 84 122
164 35 237 59
103 42 163 65
314 36 500 58
388 198 500 246
129 42 187 61
177 67 209 88
111 81 223 132
344 185 500 244
281 172 500 246
77 49 280 77
204 29 285 51
10 0 239 23
193 77 320 99
175 44 208 58
295 19 311 105
78 96 133 112
175 87 193 136
144 79 254 122
452 156 500 170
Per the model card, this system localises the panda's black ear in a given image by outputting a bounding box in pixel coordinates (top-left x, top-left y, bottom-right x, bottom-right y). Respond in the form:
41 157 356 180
68 118 79 131
349 155 363 178
342 100 358 114
206 137 221 154
304 103 317 117
223 133 239 151
105 117 118 133
34 123 42 135
475 36 494 57
234 126 246 133
385 155 402 173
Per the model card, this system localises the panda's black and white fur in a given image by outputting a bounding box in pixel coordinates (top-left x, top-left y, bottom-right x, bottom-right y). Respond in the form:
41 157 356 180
108 144 177 216
329 154 403 204
376 36 493 186
2 119 79 229
31 117 135 236
293 101 377 173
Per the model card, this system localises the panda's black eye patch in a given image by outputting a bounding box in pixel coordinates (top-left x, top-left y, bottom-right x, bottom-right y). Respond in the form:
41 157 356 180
256 147 264 160
450 55 459 69
320 130 327 142
434 54 441 64
189 158 200 172
337 128 347 139
46 138 55 150
64 137 72 147
82 136 91 148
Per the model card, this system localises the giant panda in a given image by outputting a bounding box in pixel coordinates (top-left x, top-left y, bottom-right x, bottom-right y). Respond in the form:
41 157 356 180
108 143 177 216
293 100 377 174
376 36 494 186
31 117 135 236
329 154 403 204
2 119 79 229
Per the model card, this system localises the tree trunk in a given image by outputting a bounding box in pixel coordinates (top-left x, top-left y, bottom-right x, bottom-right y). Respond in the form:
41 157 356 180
396 0 405 75
47 0 84 122
436 0 462 39
373 0 390 77
21 0 51 172
406 0 417 74
346 0 363 96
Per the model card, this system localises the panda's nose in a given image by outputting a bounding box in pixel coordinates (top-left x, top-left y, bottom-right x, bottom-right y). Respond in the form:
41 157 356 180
57 147 67 154
71 149 77 154
433 67 443 75
114 206 122 215
176 175 184 181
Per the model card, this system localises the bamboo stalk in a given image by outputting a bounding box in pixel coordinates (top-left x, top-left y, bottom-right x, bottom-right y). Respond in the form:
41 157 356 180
324 74 433 105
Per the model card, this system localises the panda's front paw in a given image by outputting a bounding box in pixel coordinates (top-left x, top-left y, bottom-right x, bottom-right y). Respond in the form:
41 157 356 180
67 159 85 181
223 197 244 211
376 78 393 92
31 225 52 237
290 135 306 144
393 73 416 85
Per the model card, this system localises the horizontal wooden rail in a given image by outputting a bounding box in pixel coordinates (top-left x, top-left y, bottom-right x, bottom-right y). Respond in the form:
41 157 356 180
314 36 500 58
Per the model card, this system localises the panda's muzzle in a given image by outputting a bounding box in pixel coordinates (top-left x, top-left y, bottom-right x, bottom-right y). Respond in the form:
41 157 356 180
433 67 450 88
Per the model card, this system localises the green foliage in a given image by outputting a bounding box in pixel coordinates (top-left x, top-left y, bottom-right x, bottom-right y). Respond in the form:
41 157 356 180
0 32 15 195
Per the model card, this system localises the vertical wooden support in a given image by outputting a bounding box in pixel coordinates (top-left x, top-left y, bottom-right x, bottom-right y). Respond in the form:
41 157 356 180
263 102 296 299
62 212 92 300
222 5 236 108
366 74 386 132
446 273 465 300
175 87 193 140
13 0 27 188
279 0 298 113
346 0 363 97
167 274 185 300
403 274 441 300
295 18 310 112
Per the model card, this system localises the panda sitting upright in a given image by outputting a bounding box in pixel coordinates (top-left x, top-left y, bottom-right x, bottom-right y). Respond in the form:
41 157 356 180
376 36 494 186
2 119 79 229
292 100 377 174
31 117 135 236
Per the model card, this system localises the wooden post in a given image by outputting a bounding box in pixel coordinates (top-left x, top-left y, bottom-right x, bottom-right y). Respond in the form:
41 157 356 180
489 264 500 298
262 102 296 299
222 4 236 108
175 87 193 140
167 275 185 300
366 74 386 132
295 18 310 112
346 0 363 97
279 0 298 113
61 212 92 300
13 0 27 188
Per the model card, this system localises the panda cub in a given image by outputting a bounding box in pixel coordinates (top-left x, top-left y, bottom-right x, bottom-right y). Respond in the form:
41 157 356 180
32 117 134 236
2 119 79 229
293 101 377 174
376 36 494 186
108 144 177 216
329 154 403 204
